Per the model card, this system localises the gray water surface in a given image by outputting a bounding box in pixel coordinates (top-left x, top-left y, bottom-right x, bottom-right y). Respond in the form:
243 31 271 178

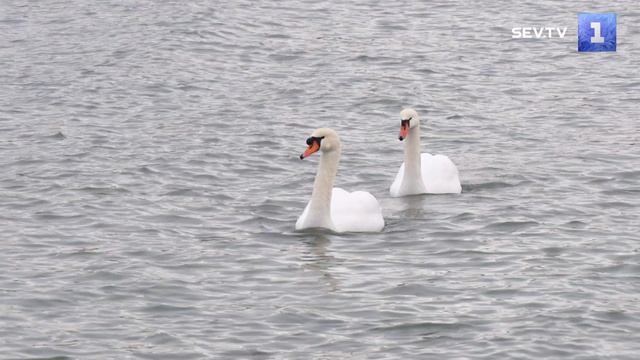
1 1 640 359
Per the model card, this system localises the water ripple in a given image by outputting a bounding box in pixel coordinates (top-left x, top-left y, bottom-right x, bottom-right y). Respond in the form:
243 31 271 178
1 1 639 359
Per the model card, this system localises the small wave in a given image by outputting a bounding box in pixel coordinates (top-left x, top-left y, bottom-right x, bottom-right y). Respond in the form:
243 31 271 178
562 220 587 228
33 212 84 221
542 246 565 256
45 131 66 140
139 304 195 314
600 189 640 196
448 212 475 221
596 201 636 209
463 181 521 192
416 68 438 74
163 188 202 197
483 220 539 232
591 263 640 275
371 321 471 334
140 214 203 225
615 170 640 179
75 185 130 195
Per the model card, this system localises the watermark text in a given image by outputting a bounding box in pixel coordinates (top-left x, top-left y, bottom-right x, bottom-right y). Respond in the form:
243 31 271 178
512 27 568 39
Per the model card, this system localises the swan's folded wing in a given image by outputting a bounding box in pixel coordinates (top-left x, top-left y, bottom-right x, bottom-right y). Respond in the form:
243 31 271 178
421 153 462 194
331 187 385 232
295 201 311 230
390 162 405 197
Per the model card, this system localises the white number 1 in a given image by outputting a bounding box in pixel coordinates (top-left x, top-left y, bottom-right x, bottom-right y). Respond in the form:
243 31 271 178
590 22 604 43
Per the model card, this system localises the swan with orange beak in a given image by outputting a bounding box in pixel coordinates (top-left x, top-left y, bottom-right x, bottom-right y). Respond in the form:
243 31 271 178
390 108 462 197
296 128 384 233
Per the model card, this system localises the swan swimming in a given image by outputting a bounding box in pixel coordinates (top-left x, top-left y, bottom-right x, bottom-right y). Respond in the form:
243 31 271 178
390 108 462 197
296 128 385 233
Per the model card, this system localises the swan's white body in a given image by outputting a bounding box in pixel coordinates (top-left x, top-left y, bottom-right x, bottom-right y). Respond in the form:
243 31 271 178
296 187 384 233
390 109 461 197
390 153 461 196
296 128 384 233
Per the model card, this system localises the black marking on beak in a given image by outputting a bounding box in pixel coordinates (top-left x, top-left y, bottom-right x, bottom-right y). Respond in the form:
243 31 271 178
399 118 411 141
300 136 325 159
306 136 325 145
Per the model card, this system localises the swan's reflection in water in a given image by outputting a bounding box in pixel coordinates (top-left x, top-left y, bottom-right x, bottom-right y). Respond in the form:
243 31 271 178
301 233 339 292
389 193 429 220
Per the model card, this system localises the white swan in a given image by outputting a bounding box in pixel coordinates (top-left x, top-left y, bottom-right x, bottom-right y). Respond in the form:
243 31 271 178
390 108 462 197
296 128 385 233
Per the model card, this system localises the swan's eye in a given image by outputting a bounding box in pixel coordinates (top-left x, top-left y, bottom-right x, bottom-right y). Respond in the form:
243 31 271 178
306 136 325 146
401 118 411 127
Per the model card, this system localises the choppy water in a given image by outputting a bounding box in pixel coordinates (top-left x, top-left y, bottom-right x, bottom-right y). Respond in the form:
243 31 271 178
1 1 640 359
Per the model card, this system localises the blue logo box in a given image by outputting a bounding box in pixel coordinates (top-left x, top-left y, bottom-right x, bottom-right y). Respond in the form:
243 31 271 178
578 13 616 52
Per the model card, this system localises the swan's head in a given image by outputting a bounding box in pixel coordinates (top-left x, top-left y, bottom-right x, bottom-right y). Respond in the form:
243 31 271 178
299 128 341 160
398 108 420 141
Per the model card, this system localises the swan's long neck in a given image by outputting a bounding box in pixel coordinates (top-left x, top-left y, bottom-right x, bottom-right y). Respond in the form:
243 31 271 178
403 125 422 180
307 149 340 226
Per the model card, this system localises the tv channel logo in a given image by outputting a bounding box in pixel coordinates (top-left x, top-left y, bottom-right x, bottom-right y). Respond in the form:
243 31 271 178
578 13 616 52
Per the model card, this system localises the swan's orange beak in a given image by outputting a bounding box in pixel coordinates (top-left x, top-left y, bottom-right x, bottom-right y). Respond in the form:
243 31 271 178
300 141 320 160
399 121 410 141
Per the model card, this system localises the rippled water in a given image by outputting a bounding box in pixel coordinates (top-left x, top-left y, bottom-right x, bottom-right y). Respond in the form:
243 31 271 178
1 1 640 359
